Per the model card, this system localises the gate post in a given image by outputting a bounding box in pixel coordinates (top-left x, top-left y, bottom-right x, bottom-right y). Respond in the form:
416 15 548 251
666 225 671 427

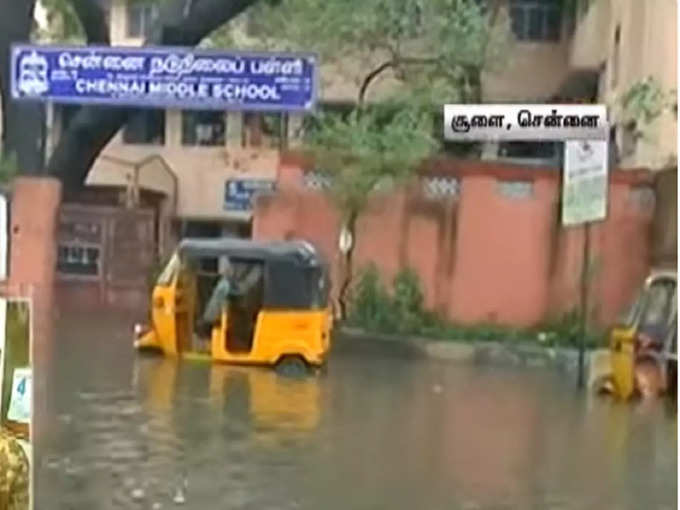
7 176 62 450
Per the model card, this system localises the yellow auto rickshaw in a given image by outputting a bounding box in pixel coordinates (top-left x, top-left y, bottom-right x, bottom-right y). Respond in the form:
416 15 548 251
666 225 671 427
605 270 677 400
133 238 332 374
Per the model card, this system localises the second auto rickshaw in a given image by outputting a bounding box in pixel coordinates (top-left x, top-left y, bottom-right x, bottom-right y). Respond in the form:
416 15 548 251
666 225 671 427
596 270 677 399
134 238 332 373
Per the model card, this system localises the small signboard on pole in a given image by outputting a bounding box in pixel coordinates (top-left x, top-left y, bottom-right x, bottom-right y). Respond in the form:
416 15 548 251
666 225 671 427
562 139 609 388
562 140 608 226
338 226 353 254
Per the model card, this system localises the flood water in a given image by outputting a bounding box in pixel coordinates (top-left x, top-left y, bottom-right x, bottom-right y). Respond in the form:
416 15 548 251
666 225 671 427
36 312 677 510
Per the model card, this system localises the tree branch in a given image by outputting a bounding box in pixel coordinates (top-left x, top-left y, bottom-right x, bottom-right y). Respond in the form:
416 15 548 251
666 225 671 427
47 0 261 190
358 60 394 106
0 0 45 173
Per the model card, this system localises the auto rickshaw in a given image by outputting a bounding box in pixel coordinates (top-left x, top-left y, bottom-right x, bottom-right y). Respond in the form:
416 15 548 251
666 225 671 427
599 270 677 399
134 238 332 373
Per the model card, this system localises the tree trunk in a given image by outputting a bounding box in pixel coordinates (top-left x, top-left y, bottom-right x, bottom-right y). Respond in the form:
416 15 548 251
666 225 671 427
44 0 261 191
337 211 357 321
0 0 45 174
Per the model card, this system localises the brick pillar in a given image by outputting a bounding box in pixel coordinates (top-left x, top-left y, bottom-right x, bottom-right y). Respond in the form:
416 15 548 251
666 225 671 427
8 177 61 450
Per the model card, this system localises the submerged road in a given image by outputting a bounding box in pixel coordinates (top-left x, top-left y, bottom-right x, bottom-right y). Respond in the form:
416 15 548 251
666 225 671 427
34 311 677 510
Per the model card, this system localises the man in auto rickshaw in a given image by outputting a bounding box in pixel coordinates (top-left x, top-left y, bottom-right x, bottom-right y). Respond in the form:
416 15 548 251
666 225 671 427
135 238 332 370
198 259 235 337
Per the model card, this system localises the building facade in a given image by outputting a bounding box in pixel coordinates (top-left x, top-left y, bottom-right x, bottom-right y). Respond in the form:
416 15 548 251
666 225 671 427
45 0 600 243
570 0 677 171
44 0 676 245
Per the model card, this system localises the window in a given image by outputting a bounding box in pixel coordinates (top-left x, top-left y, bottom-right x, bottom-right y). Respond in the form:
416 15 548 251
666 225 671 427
498 141 560 159
57 243 101 277
509 0 562 42
422 176 461 200
497 181 534 199
127 3 159 38
182 111 226 146
639 280 676 339
242 112 286 149
123 109 165 145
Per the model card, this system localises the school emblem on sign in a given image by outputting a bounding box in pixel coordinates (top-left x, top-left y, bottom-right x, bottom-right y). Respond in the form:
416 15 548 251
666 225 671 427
16 50 49 97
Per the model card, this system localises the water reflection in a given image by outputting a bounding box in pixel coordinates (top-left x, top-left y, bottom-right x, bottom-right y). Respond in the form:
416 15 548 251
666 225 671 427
37 313 677 510
209 363 321 445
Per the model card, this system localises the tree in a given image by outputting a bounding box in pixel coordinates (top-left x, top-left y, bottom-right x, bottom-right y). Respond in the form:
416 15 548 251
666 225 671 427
0 0 45 175
238 0 508 318
0 0 265 190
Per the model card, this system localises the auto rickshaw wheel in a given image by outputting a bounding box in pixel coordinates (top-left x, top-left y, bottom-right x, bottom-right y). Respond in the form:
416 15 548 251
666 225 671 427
275 355 310 377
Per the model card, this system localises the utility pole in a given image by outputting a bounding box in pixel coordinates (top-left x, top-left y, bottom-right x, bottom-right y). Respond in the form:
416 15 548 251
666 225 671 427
577 222 591 388
563 139 608 389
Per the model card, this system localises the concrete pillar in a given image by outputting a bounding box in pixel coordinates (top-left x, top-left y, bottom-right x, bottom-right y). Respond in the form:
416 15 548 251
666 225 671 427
287 113 305 148
226 112 243 148
8 177 61 455
166 109 182 147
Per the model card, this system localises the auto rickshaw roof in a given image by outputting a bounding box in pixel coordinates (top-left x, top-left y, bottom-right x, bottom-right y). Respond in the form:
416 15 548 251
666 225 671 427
647 269 677 284
176 238 323 266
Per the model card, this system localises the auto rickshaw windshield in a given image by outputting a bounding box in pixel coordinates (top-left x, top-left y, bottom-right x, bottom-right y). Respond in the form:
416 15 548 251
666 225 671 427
619 290 644 328
157 253 181 286
619 278 676 330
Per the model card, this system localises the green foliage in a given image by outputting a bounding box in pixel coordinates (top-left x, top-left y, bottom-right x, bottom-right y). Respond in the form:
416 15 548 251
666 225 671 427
536 309 602 349
619 76 676 140
222 0 507 232
0 152 19 185
38 0 86 42
347 264 394 332
348 264 603 348
235 0 508 102
306 101 437 216
391 268 426 333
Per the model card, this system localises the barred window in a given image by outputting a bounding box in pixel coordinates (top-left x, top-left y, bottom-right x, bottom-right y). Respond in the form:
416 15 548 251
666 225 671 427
57 243 101 277
509 0 562 42
182 111 226 146
242 112 287 149
497 181 534 200
303 171 332 190
422 176 461 200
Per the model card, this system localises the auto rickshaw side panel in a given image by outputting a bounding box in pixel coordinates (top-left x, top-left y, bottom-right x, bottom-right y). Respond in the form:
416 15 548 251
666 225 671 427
609 326 636 399
210 308 330 366
252 309 330 366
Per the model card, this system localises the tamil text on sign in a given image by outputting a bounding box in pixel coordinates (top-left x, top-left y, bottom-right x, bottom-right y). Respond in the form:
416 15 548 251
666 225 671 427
562 140 609 226
443 104 608 141
11 45 318 111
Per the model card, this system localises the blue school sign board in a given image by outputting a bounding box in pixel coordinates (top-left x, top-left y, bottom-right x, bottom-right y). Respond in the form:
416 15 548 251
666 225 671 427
224 179 276 211
10 44 318 112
